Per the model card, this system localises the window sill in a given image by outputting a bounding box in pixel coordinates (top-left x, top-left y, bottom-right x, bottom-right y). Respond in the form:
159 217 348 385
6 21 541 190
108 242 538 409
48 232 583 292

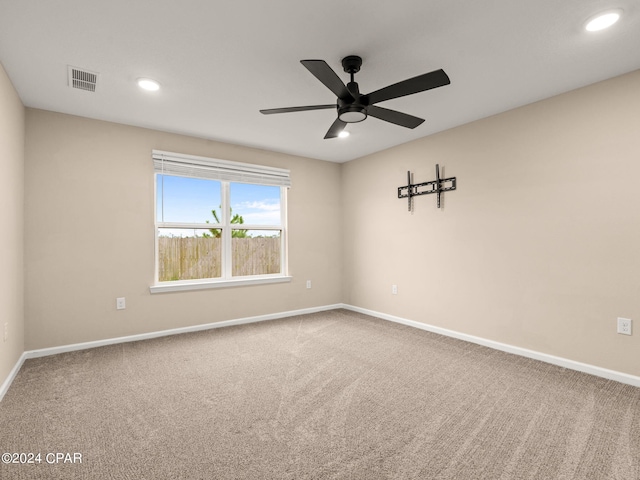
149 275 292 294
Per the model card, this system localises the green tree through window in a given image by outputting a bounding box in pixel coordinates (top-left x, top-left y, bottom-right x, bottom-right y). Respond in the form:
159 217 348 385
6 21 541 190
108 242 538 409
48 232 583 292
203 208 248 238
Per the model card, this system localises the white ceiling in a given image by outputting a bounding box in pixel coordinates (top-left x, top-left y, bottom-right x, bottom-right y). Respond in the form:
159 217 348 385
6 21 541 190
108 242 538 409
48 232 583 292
1 1 639 163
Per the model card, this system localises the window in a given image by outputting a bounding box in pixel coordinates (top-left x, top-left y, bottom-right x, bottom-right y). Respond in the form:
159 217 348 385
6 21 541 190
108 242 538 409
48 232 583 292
150 150 291 293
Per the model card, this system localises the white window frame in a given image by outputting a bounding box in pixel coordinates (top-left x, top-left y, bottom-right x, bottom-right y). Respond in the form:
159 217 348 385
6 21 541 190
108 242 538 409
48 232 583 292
150 150 291 294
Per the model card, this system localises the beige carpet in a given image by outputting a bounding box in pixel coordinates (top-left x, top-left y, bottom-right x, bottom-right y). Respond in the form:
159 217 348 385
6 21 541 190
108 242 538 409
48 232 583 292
0 309 638 479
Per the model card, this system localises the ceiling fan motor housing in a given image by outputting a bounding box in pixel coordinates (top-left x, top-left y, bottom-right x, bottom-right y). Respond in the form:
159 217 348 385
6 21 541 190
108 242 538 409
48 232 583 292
338 87 367 123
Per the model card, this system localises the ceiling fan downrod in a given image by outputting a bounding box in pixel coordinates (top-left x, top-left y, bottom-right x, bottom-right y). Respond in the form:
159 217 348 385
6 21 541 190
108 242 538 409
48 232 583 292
339 55 367 123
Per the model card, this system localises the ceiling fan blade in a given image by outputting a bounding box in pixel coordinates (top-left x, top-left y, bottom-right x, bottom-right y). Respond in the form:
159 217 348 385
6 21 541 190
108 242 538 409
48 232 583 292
301 60 354 102
367 105 425 129
366 69 450 105
260 104 335 115
324 118 347 139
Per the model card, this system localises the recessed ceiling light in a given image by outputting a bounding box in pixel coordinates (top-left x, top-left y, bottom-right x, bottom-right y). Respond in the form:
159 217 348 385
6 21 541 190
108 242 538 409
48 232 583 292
338 131 350 138
137 78 160 91
585 10 622 32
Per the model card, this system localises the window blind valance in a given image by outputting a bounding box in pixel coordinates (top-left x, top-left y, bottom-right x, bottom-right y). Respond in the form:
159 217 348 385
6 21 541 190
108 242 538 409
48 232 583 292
152 150 291 187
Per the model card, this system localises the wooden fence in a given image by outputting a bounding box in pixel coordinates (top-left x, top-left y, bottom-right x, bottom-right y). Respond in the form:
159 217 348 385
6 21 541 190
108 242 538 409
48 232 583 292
158 237 280 281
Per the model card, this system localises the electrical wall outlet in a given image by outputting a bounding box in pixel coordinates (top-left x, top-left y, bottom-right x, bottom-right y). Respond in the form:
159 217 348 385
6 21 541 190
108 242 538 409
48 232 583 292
116 297 126 310
3 322 7 342
617 317 632 335
306 280 311 289
392 285 398 295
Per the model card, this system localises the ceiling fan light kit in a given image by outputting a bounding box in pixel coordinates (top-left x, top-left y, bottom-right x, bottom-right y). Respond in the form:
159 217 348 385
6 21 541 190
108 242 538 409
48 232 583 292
260 55 450 139
338 104 367 123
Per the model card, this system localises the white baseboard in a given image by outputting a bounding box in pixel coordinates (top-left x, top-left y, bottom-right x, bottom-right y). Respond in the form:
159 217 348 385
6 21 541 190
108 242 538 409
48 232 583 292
25 304 343 359
340 304 640 388
0 352 28 402
0 304 342 401
2 302 638 402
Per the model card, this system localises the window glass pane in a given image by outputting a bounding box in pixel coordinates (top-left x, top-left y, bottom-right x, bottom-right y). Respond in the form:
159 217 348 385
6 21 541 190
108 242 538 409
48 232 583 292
232 230 281 277
158 228 222 281
157 175 221 224
230 183 281 226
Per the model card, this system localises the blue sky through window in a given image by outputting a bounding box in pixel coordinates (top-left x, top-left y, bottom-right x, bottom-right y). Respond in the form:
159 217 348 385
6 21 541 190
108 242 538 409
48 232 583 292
157 175 281 228
230 182 280 225
156 175 221 223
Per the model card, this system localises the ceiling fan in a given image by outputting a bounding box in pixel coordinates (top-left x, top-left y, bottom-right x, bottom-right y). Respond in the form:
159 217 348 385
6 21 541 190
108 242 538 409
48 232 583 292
260 55 450 139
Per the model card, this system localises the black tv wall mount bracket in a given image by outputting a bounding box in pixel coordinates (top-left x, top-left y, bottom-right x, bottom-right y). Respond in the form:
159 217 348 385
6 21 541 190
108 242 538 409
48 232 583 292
398 164 456 211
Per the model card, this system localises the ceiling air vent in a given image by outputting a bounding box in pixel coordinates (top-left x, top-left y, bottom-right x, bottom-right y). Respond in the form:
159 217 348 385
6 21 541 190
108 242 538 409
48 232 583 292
68 66 99 92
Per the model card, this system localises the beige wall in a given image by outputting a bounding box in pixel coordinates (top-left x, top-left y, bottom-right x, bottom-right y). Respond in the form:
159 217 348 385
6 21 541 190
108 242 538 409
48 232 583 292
0 63 25 385
342 70 640 377
24 110 342 350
